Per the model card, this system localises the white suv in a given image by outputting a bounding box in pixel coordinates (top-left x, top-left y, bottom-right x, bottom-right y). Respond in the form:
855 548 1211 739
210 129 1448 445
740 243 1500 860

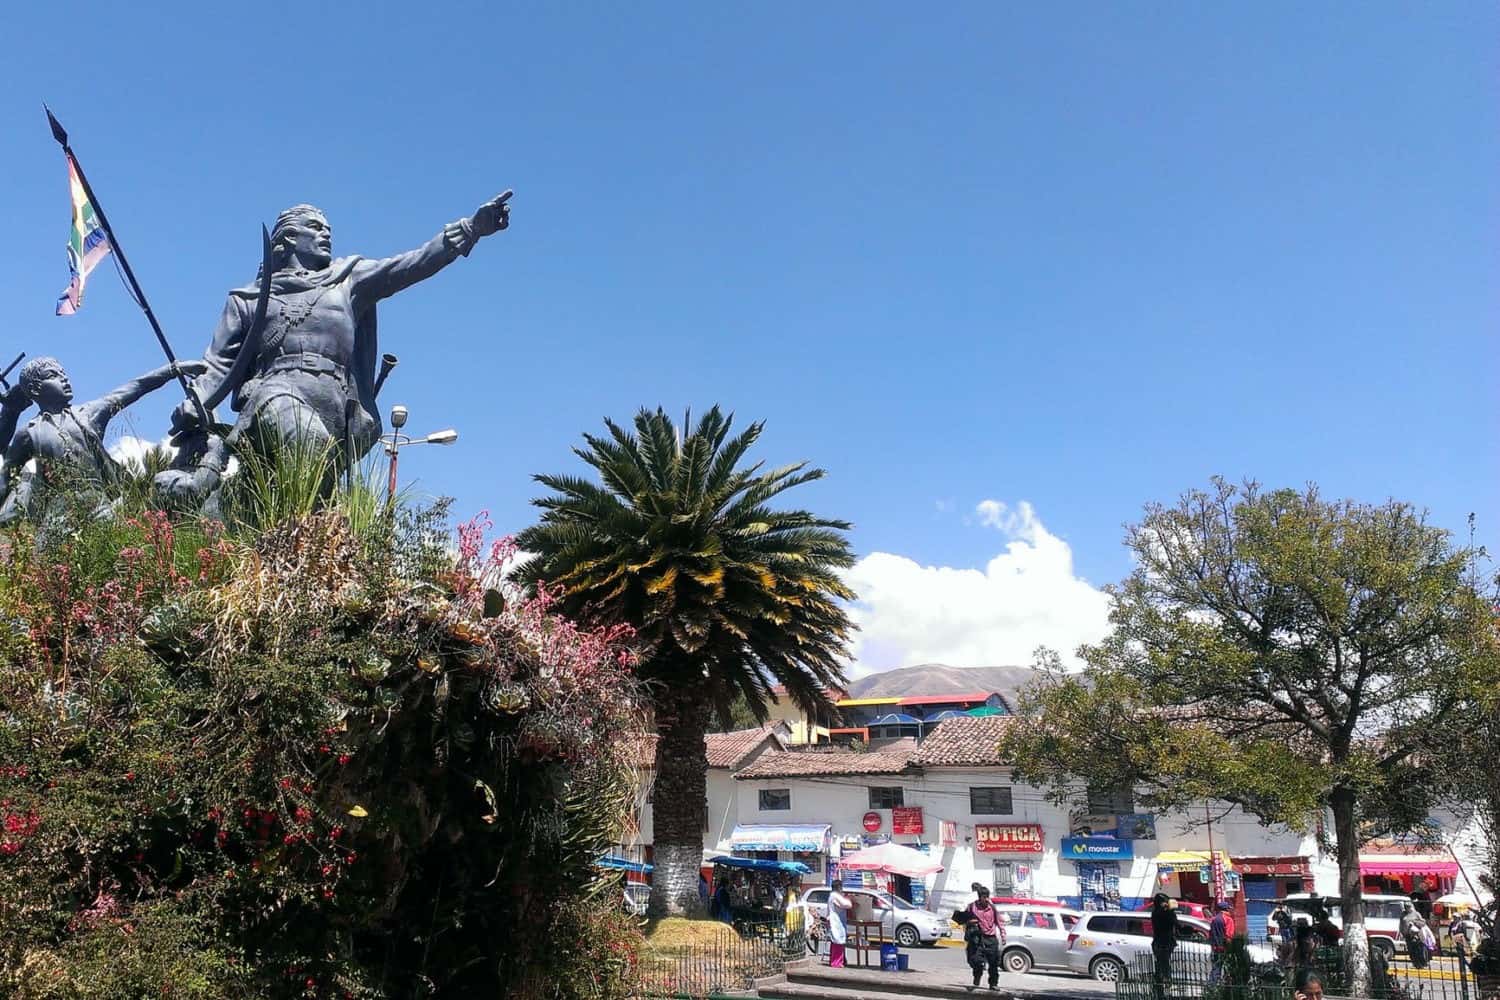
1065 911 1275 982
1266 893 1408 961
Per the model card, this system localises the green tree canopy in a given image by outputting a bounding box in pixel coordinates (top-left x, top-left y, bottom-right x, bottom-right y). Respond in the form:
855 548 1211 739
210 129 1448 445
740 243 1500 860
515 406 856 915
1000 479 1494 993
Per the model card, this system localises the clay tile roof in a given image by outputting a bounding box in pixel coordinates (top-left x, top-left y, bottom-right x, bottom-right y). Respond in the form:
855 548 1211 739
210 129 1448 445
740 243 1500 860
912 715 1015 768
628 724 785 771
734 738 919 780
705 726 783 769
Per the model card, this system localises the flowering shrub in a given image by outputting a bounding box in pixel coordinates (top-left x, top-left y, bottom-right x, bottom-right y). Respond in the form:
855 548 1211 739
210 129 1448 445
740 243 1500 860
0 499 646 998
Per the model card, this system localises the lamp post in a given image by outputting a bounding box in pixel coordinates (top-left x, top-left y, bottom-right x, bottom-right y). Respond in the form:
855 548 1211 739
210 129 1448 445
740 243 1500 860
381 404 459 504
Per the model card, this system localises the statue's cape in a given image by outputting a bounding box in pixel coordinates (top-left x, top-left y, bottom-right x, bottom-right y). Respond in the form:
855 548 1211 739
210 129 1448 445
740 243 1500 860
219 256 381 431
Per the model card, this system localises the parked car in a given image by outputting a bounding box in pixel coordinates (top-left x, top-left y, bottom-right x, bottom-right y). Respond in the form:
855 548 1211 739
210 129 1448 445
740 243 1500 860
991 903 1082 974
622 882 651 918
1065 911 1276 981
1133 898 1210 919
1266 893 1407 960
798 886 952 947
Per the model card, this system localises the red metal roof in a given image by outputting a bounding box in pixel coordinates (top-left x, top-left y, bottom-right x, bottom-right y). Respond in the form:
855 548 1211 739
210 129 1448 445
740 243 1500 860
896 692 998 707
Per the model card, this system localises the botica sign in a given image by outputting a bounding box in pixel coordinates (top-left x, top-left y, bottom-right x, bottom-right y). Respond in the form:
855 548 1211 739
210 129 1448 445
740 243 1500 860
975 823 1045 854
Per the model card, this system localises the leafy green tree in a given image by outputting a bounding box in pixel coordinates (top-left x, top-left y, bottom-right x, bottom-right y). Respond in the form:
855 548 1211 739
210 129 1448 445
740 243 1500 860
1000 480 1492 995
516 407 855 915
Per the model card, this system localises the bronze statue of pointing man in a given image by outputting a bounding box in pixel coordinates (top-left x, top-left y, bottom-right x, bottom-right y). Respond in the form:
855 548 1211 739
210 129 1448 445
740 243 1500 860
170 191 511 462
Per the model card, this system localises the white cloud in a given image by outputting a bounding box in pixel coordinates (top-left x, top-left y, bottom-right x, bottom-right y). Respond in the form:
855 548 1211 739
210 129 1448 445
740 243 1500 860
109 435 173 472
844 500 1113 676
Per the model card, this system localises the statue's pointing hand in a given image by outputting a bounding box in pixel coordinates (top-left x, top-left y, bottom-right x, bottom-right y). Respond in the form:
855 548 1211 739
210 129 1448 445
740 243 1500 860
471 190 512 237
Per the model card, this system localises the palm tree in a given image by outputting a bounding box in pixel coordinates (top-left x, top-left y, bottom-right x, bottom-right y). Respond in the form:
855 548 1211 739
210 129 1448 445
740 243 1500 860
515 406 856 916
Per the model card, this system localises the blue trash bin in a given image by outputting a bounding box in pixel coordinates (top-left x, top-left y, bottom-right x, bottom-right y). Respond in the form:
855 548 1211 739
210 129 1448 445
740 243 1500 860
896 954 910 972
880 943 899 970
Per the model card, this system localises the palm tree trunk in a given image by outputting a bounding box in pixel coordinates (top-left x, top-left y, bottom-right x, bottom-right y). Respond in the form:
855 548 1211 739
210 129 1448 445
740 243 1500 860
648 682 710 917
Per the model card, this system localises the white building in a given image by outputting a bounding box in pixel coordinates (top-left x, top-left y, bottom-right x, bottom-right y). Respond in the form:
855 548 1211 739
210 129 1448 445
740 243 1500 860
728 716 1490 937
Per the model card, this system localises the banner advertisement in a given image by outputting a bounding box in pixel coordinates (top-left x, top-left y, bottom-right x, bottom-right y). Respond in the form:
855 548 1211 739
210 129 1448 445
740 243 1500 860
892 806 924 835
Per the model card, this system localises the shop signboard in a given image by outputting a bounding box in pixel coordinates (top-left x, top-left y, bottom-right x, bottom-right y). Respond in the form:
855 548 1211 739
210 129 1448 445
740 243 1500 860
862 811 882 833
1116 814 1157 839
1069 811 1118 836
977 823 1045 854
1061 836 1133 861
892 806 924 835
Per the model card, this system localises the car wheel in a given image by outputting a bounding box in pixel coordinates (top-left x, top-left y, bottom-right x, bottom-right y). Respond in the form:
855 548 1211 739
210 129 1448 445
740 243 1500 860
1003 947 1033 974
895 923 921 947
1091 955 1127 982
1372 937 1395 962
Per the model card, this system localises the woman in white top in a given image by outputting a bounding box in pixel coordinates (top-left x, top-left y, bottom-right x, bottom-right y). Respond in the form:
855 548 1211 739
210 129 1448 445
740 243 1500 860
827 879 854 968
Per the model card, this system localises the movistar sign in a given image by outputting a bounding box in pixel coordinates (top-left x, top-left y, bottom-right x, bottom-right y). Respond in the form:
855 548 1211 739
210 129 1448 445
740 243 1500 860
1061 836 1133 860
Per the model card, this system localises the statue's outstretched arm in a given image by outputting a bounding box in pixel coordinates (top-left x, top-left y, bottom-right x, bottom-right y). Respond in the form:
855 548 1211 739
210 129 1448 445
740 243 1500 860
352 193 510 304
84 360 209 437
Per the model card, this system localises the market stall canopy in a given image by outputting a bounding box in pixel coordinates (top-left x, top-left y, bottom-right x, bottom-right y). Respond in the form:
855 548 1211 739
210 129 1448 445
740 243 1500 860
1154 851 1234 873
838 841 944 876
868 713 923 726
1437 890 1493 908
926 710 968 722
1358 855 1458 878
730 823 831 853
709 855 812 875
597 856 654 874
966 706 1003 717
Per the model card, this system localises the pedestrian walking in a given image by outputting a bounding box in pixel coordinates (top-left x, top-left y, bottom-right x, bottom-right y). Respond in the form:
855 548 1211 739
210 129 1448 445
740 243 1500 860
1292 923 1319 969
1400 902 1430 969
963 885 1004 992
826 879 853 969
1150 893 1178 1000
1208 901 1234 984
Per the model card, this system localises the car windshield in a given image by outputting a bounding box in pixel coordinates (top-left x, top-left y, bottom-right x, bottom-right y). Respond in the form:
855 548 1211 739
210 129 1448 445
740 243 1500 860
883 894 917 910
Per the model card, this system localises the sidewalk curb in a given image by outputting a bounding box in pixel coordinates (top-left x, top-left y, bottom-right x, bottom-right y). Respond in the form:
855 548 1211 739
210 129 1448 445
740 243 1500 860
785 967 1015 1000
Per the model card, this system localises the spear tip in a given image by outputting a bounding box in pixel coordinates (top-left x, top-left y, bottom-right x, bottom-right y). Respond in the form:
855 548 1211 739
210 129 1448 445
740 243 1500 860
43 104 68 147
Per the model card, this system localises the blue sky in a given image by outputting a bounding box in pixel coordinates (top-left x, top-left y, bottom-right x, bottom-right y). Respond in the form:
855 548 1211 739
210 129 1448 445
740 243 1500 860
1 4 1494 671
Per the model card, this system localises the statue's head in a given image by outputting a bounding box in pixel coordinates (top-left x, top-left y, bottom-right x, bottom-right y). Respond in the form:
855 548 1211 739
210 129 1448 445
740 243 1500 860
271 204 332 270
19 356 71 411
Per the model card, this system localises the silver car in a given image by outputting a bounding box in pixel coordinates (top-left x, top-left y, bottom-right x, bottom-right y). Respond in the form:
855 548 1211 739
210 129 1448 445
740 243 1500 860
799 887 952 947
1065 911 1275 982
993 905 1082 975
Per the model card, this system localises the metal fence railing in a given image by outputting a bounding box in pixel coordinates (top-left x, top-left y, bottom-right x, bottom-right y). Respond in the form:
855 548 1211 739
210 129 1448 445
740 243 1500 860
635 919 806 998
1115 946 1500 1000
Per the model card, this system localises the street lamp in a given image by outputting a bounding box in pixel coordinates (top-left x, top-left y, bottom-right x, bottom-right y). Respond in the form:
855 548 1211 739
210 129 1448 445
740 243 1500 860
381 404 459 503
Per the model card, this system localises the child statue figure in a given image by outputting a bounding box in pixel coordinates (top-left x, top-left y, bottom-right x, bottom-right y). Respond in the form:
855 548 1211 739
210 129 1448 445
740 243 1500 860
0 355 206 525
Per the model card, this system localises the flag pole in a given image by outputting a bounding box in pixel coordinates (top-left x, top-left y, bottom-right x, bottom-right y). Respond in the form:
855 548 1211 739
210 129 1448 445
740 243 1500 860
44 106 211 430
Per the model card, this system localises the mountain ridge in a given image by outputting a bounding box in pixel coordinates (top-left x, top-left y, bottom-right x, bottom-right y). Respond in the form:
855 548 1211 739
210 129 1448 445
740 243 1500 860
846 663 1040 707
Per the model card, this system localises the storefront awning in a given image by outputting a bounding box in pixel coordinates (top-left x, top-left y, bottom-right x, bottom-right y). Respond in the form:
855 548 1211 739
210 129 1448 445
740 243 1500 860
730 823 831 853
1359 857 1458 878
1154 850 1234 873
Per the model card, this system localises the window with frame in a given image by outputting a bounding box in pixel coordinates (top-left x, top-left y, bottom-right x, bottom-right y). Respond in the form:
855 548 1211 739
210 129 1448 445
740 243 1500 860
1086 785 1135 814
868 786 905 809
758 788 791 811
969 786 1014 815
